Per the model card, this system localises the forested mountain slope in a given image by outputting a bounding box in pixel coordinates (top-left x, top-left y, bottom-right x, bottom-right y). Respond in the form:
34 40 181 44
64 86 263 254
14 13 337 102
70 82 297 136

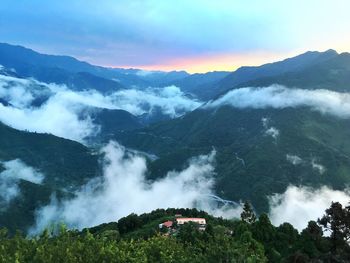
0 122 98 232
115 106 350 212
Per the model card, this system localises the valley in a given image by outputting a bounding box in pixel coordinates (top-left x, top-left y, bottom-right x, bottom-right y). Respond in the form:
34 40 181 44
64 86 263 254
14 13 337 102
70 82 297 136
1 44 350 237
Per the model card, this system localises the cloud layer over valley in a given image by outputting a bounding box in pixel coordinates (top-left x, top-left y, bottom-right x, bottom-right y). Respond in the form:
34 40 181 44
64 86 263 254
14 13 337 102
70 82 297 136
207 85 350 118
0 73 202 142
29 141 350 234
30 142 241 234
2 72 350 235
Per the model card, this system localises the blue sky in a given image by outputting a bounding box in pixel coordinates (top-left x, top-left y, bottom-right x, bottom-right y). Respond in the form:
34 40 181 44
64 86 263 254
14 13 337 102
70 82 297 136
0 0 349 72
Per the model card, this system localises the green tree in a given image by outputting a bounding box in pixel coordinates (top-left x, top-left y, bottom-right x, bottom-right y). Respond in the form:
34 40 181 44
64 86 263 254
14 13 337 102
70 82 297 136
297 220 326 259
235 231 268 262
177 222 202 244
241 201 256 224
273 222 298 257
251 214 279 262
117 213 142 235
318 202 349 254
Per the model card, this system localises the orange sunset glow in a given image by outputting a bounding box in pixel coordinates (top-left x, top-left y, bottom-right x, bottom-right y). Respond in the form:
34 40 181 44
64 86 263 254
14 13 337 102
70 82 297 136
111 50 305 73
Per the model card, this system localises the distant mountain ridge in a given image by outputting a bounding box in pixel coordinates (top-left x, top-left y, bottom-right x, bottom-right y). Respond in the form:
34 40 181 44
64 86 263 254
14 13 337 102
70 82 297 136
167 71 231 100
212 49 340 97
0 43 232 98
231 52 350 93
2 43 348 100
0 43 190 90
0 43 139 91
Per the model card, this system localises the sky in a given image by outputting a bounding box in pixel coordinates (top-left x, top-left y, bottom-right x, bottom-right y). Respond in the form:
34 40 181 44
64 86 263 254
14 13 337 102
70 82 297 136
0 0 349 73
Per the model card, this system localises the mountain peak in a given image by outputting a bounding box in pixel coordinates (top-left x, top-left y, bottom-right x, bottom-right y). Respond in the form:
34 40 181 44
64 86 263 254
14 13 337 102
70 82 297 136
324 48 338 55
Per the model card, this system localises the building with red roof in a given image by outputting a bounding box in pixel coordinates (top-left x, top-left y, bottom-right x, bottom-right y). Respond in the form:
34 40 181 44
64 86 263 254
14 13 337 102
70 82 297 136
159 220 173 229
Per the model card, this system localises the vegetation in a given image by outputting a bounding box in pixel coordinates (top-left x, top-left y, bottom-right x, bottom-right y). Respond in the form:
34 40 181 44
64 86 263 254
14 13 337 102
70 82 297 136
0 122 98 187
237 52 350 93
115 106 350 213
2 45 350 261
241 201 256 224
0 122 98 233
1 204 350 262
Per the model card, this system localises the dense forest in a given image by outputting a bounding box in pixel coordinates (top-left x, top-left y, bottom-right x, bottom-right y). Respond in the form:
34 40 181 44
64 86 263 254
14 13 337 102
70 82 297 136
1 203 350 262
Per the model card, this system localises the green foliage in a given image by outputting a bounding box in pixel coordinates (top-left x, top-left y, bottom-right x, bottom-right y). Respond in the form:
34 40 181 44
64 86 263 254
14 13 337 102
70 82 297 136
318 202 350 257
0 223 265 263
115 106 350 214
297 221 327 259
0 122 99 233
1 205 350 262
241 201 256 224
0 122 98 187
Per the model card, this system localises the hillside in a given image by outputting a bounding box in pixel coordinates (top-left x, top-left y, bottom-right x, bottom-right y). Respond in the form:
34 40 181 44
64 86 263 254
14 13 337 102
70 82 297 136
87 108 143 141
0 43 191 91
102 50 350 214
0 122 98 185
2 44 350 237
201 50 338 99
114 106 350 212
0 43 230 99
234 52 350 92
2 205 350 262
166 71 231 100
0 43 146 88
3 0 350 260
0 122 99 232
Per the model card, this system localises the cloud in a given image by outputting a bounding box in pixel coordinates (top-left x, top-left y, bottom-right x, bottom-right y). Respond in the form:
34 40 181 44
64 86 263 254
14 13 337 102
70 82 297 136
0 75 49 107
261 117 279 139
108 86 202 117
0 75 95 142
47 84 201 118
207 85 350 118
0 97 97 143
27 142 349 234
261 117 269 128
0 159 44 206
135 70 161 77
286 154 303 165
285 154 326 174
3 0 350 70
265 127 279 139
0 0 296 67
311 159 326 174
268 185 350 231
29 141 241 234
0 74 201 142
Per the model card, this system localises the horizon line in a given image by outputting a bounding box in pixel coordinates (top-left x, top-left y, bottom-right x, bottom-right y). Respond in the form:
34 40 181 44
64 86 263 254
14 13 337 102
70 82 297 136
1 42 346 74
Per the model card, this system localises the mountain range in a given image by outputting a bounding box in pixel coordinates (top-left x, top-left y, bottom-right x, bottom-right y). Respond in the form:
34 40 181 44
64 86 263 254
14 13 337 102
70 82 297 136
1 43 350 233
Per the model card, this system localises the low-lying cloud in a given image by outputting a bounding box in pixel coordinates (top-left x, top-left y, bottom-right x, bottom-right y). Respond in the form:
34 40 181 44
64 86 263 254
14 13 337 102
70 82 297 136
207 85 350 118
111 86 202 117
0 159 44 206
268 185 350 231
285 154 326 174
27 139 350 234
0 73 202 142
0 76 35 107
47 85 201 118
30 141 241 234
261 117 280 140
286 154 303 165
